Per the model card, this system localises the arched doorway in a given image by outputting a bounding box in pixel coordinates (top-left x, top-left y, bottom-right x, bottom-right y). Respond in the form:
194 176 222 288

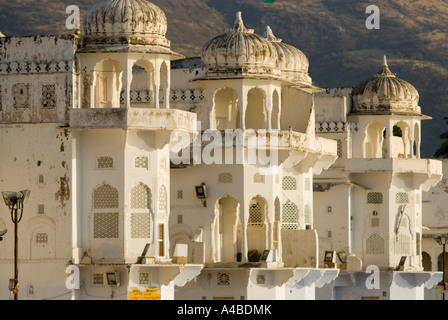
213 196 241 263
422 251 432 271
247 196 268 261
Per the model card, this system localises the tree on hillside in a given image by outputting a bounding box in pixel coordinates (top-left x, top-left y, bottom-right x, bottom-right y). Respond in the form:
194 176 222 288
434 117 448 159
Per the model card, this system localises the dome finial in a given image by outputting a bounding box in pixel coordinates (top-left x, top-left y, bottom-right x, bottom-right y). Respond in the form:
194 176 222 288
265 26 282 42
234 12 246 31
378 55 395 77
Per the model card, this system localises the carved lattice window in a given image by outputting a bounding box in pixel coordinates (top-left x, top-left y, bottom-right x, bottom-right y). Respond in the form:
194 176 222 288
97 156 114 169
42 84 56 108
282 176 297 190
93 212 119 239
35 233 48 245
159 185 167 211
218 173 233 184
12 83 30 108
394 234 411 255
93 184 119 239
367 192 383 204
139 273 149 285
94 184 119 209
217 273 230 286
131 213 151 239
135 156 148 169
282 201 299 230
93 274 104 285
366 234 384 254
254 173 265 184
371 217 380 227
131 183 151 209
395 192 409 204
337 140 343 157
249 202 263 226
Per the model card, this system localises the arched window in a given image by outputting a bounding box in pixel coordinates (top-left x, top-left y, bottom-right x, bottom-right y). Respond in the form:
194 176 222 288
282 201 299 230
130 183 152 239
94 184 119 209
249 202 263 226
135 156 149 169
366 234 384 254
93 184 119 239
392 121 411 158
131 183 151 209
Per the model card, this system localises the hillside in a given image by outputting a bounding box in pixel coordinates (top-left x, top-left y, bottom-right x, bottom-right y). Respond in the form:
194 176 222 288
0 0 447 158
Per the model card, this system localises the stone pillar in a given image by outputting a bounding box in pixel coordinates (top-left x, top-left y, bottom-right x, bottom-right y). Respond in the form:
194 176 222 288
153 60 161 109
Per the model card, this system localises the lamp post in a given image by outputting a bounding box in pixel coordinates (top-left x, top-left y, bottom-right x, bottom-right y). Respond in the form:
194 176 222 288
1 190 31 300
434 233 448 301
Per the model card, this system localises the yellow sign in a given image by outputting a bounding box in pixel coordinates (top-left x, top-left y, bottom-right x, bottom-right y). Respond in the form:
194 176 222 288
129 288 142 300
143 288 160 300
129 288 161 301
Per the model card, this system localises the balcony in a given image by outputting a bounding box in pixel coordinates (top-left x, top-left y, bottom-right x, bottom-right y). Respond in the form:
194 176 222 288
345 158 443 191
69 108 197 133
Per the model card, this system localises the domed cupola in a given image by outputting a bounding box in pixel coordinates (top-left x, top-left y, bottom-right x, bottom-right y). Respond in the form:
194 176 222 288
352 56 421 115
82 0 172 51
201 12 280 79
265 26 312 85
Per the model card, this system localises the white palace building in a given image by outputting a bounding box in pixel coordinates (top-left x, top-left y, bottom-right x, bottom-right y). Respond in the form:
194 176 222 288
0 0 445 300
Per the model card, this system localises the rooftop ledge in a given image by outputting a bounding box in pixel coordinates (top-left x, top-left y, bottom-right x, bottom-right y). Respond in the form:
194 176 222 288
69 108 197 133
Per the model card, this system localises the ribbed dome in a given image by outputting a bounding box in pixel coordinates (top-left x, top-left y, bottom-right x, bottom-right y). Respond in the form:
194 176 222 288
83 0 170 48
265 26 311 85
352 56 420 115
201 12 280 79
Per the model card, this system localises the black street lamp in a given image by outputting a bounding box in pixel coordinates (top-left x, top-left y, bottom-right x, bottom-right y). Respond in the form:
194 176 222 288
434 233 448 300
1 190 31 300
